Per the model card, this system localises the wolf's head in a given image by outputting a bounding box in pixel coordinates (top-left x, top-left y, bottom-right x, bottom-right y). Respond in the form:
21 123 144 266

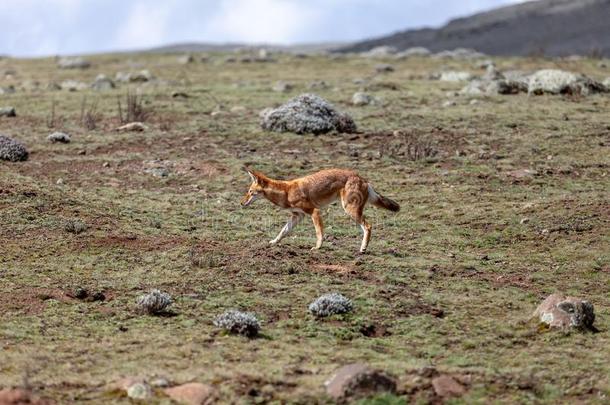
241 167 267 206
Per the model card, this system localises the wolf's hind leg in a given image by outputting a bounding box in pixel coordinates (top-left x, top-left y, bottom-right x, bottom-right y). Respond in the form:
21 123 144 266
270 213 303 245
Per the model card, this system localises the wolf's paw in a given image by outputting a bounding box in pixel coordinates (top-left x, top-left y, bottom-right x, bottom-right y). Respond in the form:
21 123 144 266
269 240 278 245
310 246 321 251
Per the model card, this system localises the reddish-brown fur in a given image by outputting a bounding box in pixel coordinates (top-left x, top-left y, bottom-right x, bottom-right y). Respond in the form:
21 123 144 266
241 168 399 252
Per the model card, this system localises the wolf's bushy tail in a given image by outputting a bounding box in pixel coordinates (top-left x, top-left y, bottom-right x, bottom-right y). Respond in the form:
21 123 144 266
367 185 400 212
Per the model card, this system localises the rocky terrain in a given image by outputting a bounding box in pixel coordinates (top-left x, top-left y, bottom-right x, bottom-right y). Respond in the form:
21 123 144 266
0 48 609 403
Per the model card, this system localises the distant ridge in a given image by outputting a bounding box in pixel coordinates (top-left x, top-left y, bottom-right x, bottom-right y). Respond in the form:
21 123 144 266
338 0 610 57
146 42 345 54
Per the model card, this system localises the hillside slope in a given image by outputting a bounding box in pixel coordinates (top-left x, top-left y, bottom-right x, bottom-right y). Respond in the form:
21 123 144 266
339 0 610 56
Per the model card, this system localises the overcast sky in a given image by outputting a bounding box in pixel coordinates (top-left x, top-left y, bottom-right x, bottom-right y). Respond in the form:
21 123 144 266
0 0 531 57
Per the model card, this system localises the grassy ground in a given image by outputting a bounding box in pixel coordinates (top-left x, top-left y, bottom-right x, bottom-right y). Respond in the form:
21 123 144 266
0 52 609 404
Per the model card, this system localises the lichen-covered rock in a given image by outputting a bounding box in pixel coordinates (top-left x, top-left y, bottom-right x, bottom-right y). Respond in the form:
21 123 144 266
126 382 153 400
309 293 353 317
528 69 607 96
57 56 90 69
533 293 595 330
0 134 28 162
0 106 16 117
47 132 71 143
261 94 356 135
325 363 396 402
214 310 260 337
136 289 172 315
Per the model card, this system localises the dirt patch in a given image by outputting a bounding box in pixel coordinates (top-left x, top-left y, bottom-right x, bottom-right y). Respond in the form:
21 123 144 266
0 288 75 316
81 234 186 251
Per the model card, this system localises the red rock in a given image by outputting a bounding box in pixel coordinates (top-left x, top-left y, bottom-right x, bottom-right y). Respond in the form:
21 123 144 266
431 375 465 397
325 363 396 402
163 383 216 405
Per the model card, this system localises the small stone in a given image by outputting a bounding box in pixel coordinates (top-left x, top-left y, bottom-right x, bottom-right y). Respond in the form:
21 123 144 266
150 377 170 388
127 382 152 400
56 178 64 185
230 106 247 114
442 100 457 107
177 54 194 64
325 363 396 402
164 383 216 405
116 122 147 132
91 74 115 91
438 71 473 82
520 217 530 224
507 169 536 179
352 92 373 106
0 106 16 117
47 132 71 143
145 167 170 178
60 80 88 91
432 375 465 397
533 293 595 330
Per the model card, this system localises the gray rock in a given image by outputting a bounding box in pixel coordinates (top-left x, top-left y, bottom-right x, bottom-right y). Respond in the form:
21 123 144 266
91 74 115 91
325 364 396 402
528 69 608 96
308 80 329 90
0 134 28 161
57 56 90 69
351 92 373 106
126 382 152 400
214 310 260 337
136 289 172 314
261 93 356 135
47 132 71 143
533 293 595 330
374 63 394 73
309 293 353 317
0 106 16 117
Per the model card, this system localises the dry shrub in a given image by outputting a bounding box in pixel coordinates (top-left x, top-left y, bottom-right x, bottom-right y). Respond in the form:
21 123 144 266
117 91 151 123
381 131 438 161
80 97 102 130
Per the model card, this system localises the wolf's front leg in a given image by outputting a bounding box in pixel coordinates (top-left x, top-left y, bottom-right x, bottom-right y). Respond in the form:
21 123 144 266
269 213 303 245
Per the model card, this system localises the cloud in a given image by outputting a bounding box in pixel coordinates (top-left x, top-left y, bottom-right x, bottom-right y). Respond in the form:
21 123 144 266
113 2 173 49
202 0 319 44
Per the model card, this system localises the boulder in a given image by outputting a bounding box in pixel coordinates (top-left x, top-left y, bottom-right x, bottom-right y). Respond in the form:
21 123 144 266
533 293 595 330
0 135 28 161
177 54 194 64
325 363 396 402
57 56 90 69
261 93 356 135
528 69 607 96
0 106 16 117
164 383 216 405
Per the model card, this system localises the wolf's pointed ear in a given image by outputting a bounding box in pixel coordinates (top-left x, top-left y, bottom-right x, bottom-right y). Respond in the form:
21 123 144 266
243 166 257 183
